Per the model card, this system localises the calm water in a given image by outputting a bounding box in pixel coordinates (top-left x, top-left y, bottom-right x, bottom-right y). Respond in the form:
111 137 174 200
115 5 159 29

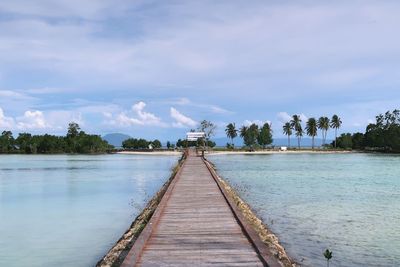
0 154 179 267
209 153 400 267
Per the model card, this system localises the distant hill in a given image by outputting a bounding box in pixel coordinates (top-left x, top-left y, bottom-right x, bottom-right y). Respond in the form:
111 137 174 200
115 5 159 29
102 133 131 148
213 137 332 148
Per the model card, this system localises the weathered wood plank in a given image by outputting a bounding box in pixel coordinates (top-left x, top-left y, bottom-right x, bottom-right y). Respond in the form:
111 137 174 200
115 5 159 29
122 155 267 267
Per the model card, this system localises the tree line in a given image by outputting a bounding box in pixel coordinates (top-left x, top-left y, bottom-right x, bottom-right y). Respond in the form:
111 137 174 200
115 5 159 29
225 122 273 150
0 123 112 154
169 120 217 149
174 138 216 148
224 115 342 150
282 114 342 149
122 138 162 149
335 109 400 152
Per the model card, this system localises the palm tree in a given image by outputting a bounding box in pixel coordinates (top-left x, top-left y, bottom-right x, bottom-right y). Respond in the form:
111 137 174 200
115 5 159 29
290 115 303 149
295 124 303 148
282 122 292 147
225 123 238 148
330 115 342 148
317 117 330 146
240 126 248 138
306 118 318 149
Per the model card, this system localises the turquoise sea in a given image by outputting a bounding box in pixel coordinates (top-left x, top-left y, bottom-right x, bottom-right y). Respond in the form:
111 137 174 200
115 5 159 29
209 153 400 267
0 154 179 267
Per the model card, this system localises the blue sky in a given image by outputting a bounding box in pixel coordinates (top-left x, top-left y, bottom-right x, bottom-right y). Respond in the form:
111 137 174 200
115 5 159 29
0 0 400 141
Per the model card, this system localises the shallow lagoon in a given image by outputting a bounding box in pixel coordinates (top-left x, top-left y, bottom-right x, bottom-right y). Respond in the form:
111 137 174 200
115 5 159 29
210 153 400 267
0 154 179 267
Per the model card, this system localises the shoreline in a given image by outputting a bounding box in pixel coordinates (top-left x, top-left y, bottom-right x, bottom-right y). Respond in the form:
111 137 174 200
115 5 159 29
116 151 182 156
208 150 354 155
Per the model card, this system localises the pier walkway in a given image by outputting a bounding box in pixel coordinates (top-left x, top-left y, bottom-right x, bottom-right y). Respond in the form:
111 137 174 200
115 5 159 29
122 154 277 267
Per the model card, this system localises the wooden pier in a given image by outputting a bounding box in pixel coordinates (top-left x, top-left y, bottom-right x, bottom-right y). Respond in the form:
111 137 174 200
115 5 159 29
121 153 280 267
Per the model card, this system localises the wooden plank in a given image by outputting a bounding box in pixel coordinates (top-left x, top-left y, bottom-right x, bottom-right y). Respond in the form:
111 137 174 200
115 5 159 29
122 154 271 267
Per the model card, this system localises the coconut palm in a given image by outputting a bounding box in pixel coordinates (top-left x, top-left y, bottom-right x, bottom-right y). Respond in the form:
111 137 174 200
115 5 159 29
282 122 292 147
317 117 330 146
240 125 258 151
330 115 342 148
295 124 303 148
225 123 238 148
240 126 248 138
290 115 303 149
306 118 318 149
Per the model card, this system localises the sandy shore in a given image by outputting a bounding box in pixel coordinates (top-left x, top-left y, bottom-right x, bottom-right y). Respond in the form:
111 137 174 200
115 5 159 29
208 150 354 155
116 151 182 156
117 150 354 156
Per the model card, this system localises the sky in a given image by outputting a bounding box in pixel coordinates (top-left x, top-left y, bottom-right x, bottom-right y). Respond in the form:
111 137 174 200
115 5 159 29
0 0 400 141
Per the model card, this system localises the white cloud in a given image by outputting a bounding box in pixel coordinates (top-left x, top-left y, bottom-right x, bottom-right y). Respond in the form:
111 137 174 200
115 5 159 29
243 120 264 126
277 112 292 124
1 1 400 137
16 110 50 130
23 87 70 94
102 112 112 119
114 112 143 126
132 101 163 125
170 107 197 128
164 98 232 114
0 107 15 129
104 102 166 127
299 113 308 122
45 110 84 130
0 90 26 98
0 107 81 132
210 106 231 114
277 112 308 124
2 1 399 102
0 0 133 20
167 97 192 106
0 90 36 102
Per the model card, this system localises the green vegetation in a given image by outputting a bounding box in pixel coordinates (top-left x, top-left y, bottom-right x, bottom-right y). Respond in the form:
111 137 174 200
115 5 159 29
0 123 111 154
305 118 318 149
225 123 238 148
175 138 216 148
334 109 400 152
317 117 330 146
122 138 162 149
323 249 333 267
0 131 14 153
330 115 342 148
240 124 259 150
235 122 273 150
281 114 342 149
198 120 217 148
257 123 273 149
334 133 353 149
177 120 217 150
282 122 292 147
290 115 303 148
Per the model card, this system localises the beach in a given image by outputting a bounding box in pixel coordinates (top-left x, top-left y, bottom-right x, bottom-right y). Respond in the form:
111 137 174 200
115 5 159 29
116 151 183 156
209 150 354 155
